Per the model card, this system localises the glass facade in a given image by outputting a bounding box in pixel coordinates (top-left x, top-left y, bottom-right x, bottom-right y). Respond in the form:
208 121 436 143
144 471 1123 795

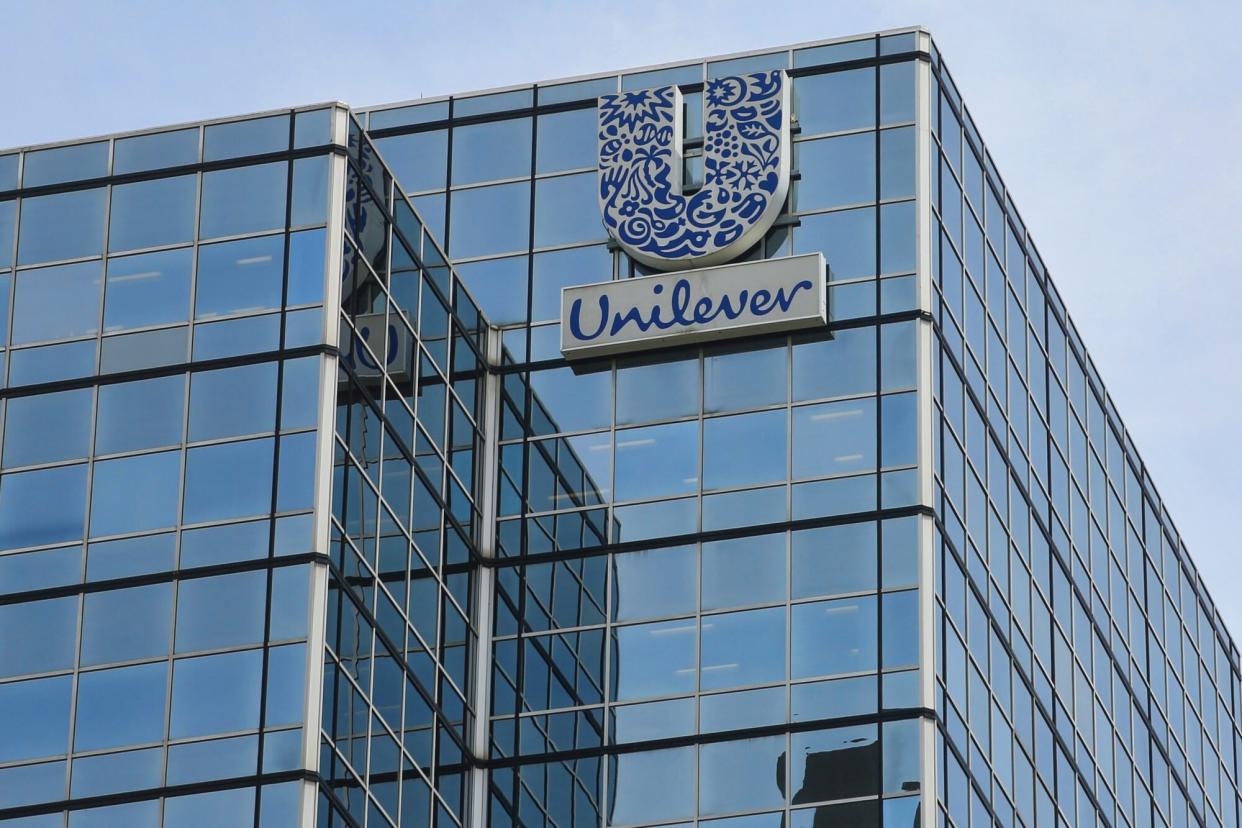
0 23 1236 828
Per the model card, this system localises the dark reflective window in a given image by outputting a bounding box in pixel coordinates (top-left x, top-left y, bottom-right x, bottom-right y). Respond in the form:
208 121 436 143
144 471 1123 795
531 244 610 322
23 142 108 187
375 130 447 193
613 619 696 700
195 234 284 318
17 187 106 266
796 133 875 210
791 521 877 598
792 596 877 678
614 421 698 501
96 375 185 453
104 248 192 331
534 172 604 247
537 108 598 173
791 724 879 804
703 410 787 489
0 464 87 549
81 583 172 665
612 545 696 621
3 387 93 468
170 649 263 738
699 735 787 815
182 438 274 523
795 68 875 135
89 451 182 536
176 571 267 652
199 162 287 239
0 675 71 761
189 362 278 440
204 115 289 161
700 607 785 690
449 182 530 258
702 533 786 610
74 662 168 751
451 118 531 186
616 355 699 426
608 746 694 825
12 260 101 343
0 596 78 677
108 175 197 252
114 128 199 174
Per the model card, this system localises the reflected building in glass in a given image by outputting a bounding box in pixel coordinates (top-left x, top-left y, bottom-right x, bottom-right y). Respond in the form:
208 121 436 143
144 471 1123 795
0 25 1237 828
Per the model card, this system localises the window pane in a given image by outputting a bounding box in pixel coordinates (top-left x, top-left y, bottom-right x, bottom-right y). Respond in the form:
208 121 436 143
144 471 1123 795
286 227 325 307
0 675 71 761
612 545 696 622
176 571 267 652
182 439 274 523
536 108 598 173
791 521 877 599
699 735 787 815
616 355 699 426
792 207 875 281
199 162 287 239
792 596 877 678
12 261 102 343
454 254 527 326
291 155 329 227
609 747 694 825
81 583 172 665
74 662 167 751
795 68 875 135
3 387 93 468
104 248 192 331
195 234 284 318
793 327 876 401
703 410 787 489
0 465 87 549
204 115 288 160
795 133 875 210
451 118 531 186
0 545 81 593
114 128 199 174
793 398 877 478
23 142 108 187
704 342 786 413
0 199 15 268
880 62 917 125
531 244 610 322
880 127 916 200
0 596 78 677
89 451 182 536
528 366 610 433
700 607 785 691
87 533 175 582
791 724 879 803
189 362 278 440
881 392 917 467
534 172 604 247
8 341 96 385
449 181 530 258
375 130 447 193
702 533 786 610
880 201 916 273
96 375 185 453
614 421 699 501
613 619 697 701
180 519 268 568
108 175 197 253
17 187 106 266
170 649 263 739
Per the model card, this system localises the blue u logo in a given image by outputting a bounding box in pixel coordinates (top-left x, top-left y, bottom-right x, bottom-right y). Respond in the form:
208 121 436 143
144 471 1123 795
597 70 791 271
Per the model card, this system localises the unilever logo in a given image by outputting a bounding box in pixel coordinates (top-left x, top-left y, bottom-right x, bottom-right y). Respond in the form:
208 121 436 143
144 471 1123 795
597 70 791 271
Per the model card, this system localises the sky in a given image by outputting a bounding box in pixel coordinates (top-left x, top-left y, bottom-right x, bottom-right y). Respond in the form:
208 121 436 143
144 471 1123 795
3 0 1241 630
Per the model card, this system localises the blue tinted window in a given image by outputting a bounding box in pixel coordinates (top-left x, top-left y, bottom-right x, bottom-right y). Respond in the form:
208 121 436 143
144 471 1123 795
189 362 278 440
280 356 321 430
87 533 175 581
294 108 331 149
703 410 787 489
204 115 289 160
615 355 699 426
12 260 101 343
700 607 785 690
166 733 257 786
0 675 71 761
792 327 876 401
81 583 172 665
791 521 877 599
108 175 197 252
104 248 192 331
164 786 255 828
449 181 530 258
23 142 108 187
179 519 268 568
192 314 281 360
704 343 786 413
796 133 875 210
699 735 787 815
199 162 287 239
90 451 182 536
276 432 316 512
0 545 81 593
531 244 610 322
793 207 875 280
612 545 697 621
286 228 325 307
794 38 875 68
614 619 697 700
795 68 875 135
176 571 267 652
455 254 527 326
880 61 917 125
3 387 93 467
0 199 14 268
534 172 603 247
880 200 916 273
8 340 97 385
183 438 274 523
614 421 699 501
702 533 786 610
536 108 598 173
0 155 17 190
0 464 87 549
451 118 531 185
375 130 447 193
265 643 306 725
0 596 78 677
96 375 185 453
70 799 161 827
195 234 284 318
74 662 168 751
114 128 199 174
609 746 695 825
291 155 329 227
880 127 916 200
793 398 877 478
17 187 106 266
170 649 263 738
792 596 877 678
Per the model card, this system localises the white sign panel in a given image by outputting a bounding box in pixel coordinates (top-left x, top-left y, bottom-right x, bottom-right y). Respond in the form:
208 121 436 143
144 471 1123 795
560 253 826 360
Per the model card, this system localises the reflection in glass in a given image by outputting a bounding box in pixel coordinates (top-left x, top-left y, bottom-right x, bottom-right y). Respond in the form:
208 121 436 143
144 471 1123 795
3 387 92 468
614 421 698 501
195 234 284 318
108 175 196 252
0 464 87 550
700 607 785 691
74 662 167 751
12 261 101 344
698 735 786 816
612 619 696 701
608 746 694 826
702 532 786 610
793 398 877 479
104 248 192 331
17 187 106 266
89 451 181 536
703 409 787 490
792 597 877 678
615 355 698 425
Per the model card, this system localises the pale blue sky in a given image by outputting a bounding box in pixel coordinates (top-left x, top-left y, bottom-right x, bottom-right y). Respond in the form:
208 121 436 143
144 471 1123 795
3 1 1241 630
